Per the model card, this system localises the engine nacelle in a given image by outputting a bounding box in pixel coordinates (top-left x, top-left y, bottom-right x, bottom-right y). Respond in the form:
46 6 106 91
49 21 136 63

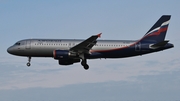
53 50 80 65
53 50 78 60
58 59 80 65
53 50 69 59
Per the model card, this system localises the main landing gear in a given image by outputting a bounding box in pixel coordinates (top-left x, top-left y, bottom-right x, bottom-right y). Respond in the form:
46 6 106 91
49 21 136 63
81 59 89 70
27 57 31 67
79 54 89 70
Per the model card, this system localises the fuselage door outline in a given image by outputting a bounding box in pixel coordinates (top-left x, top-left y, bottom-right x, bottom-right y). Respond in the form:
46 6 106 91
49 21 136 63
26 40 31 49
135 42 141 51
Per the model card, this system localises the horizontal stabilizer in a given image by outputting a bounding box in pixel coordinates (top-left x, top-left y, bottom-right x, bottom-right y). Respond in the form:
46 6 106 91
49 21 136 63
150 40 169 49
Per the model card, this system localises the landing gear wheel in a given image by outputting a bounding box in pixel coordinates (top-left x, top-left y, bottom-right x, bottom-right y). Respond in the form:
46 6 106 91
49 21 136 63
27 62 31 67
27 57 31 67
81 59 89 70
83 64 89 70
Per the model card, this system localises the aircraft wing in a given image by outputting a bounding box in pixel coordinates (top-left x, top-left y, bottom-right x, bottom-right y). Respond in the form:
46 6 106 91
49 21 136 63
70 33 102 54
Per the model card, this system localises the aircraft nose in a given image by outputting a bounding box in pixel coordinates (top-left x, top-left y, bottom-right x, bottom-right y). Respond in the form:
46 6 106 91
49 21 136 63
7 46 14 54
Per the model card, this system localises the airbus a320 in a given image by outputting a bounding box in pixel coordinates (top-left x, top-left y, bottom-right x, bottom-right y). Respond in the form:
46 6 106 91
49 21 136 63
7 15 174 70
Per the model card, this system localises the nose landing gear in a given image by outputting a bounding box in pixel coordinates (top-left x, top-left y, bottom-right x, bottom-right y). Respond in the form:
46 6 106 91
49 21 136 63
27 57 31 67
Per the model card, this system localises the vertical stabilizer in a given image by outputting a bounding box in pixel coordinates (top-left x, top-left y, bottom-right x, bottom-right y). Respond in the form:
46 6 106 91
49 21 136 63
140 15 171 43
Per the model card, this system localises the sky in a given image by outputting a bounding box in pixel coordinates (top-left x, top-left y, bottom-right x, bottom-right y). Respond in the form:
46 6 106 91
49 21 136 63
0 0 180 101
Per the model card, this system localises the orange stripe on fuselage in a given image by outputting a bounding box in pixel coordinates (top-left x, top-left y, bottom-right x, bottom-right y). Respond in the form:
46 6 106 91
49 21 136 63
90 46 129 53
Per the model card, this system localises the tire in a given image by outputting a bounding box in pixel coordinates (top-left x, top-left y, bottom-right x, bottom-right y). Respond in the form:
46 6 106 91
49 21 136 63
27 62 31 67
83 64 89 70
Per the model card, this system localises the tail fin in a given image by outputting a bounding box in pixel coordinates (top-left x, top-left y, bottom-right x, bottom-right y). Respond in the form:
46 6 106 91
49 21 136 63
140 15 171 43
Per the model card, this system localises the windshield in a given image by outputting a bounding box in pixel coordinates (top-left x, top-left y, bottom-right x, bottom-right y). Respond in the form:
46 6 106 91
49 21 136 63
15 42 20 45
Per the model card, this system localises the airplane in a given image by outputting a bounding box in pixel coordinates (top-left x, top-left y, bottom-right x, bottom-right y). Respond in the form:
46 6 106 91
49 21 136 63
7 15 174 70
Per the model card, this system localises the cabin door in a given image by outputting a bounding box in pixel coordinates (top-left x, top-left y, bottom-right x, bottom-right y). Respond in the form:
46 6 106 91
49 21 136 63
26 40 31 49
135 42 141 51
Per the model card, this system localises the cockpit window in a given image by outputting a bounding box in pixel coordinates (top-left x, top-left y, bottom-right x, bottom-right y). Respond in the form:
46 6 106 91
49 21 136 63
15 42 20 45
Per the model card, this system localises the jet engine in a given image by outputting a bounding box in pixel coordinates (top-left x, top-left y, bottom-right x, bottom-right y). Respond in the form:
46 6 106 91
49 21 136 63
53 50 80 65
53 50 77 59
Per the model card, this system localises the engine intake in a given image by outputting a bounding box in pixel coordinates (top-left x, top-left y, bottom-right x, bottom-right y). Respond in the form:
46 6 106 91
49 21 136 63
53 50 69 59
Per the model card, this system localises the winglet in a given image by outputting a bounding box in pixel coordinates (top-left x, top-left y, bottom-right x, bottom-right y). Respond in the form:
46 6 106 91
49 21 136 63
97 33 102 38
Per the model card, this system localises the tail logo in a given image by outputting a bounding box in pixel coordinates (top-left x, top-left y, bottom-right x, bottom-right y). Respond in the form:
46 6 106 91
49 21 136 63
145 20 169 37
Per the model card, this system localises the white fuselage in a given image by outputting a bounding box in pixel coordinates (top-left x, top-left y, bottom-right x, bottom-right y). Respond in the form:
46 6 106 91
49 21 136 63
7 39 135 57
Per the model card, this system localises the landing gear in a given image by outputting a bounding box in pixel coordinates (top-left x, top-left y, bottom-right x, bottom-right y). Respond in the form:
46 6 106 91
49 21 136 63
79 54 89 70
27 62 31 66
83 64 89 70
81 59 89 70
27 57 31 67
